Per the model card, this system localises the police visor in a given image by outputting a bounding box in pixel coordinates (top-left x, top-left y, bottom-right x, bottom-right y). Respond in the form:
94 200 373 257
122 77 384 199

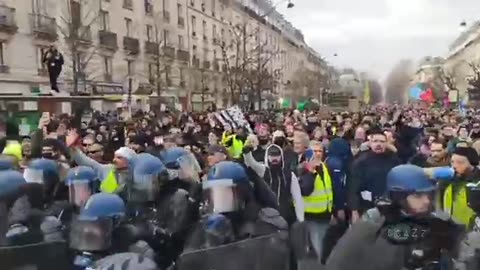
203 179 242 213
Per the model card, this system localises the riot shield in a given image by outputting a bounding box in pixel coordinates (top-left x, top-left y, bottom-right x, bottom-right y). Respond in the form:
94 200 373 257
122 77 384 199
0 240 70 270
177 232 290 270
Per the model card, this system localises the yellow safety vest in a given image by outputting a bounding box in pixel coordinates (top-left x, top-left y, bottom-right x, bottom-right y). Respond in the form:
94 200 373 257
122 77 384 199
100 169 120 194
443 183 476 228
222 134 243 159
303 163 334 214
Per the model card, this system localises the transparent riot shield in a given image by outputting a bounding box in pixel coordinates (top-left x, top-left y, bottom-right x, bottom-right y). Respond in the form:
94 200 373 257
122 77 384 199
177 232 290 270
0 240 70 270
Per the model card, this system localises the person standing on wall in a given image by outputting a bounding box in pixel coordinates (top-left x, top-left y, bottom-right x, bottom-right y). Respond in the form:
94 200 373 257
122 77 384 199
43 45 64 93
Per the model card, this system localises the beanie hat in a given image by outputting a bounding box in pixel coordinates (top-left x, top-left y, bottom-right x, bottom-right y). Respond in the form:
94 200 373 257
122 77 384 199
453 147 479 166
114 147 136 162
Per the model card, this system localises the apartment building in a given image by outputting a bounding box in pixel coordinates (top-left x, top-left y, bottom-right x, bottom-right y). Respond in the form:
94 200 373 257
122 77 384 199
0 0 323 110
444 21 480 101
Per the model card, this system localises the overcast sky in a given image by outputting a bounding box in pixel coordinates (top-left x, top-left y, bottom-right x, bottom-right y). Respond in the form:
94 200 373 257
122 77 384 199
276 0 480 80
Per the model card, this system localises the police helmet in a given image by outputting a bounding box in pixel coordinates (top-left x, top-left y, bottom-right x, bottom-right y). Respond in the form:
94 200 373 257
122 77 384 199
0 170 27 202
387 164 435 197
160 147 201 181
131 153 167 202
79 193 125 221
65 166 98 208
24 158 59 184
70 193 126 252
203 161 250 213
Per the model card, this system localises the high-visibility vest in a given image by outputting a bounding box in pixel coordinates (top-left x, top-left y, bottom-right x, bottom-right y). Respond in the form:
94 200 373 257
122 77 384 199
222 134 243 159
303 163 334 214
443 183 476 228
100 169 119 194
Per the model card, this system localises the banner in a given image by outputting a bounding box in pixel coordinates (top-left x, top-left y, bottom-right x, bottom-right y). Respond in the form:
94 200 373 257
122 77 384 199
215 106 253 133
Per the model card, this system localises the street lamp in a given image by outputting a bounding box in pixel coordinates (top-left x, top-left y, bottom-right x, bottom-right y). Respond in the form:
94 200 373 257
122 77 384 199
287 0 295 9
260 0 295 18
460 21 467 32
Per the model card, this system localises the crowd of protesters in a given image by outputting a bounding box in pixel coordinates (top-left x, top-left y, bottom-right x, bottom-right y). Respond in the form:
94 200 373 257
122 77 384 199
1 103 480 268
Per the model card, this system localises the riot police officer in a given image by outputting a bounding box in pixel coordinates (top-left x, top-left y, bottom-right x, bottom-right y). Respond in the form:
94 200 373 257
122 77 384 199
0 169 70 269
326 164 464 270
184 161 288 251
69 192 158 269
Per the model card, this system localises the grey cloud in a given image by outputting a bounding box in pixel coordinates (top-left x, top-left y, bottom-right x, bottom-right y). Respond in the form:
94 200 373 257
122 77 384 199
277 0 480 79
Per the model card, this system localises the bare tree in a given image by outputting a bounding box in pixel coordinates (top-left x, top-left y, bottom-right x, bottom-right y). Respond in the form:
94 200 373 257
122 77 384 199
438 68 457 92
467 62 480 102
218 22 271 107
243 25 283 109
57 0 103 94
290 67 328 102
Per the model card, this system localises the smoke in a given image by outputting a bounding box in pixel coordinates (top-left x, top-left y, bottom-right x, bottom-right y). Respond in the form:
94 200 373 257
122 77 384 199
368 80 384 104
384 59 415 104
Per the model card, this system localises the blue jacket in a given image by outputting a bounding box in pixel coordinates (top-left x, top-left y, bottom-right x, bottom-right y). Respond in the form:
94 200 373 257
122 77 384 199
325 138 352 211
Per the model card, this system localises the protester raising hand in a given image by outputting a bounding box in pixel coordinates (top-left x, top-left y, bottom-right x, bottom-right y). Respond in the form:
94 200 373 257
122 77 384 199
66 129 80 147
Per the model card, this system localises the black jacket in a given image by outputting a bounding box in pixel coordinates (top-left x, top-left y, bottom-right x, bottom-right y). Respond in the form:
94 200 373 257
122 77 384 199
347 151 401 211
326 220 406 270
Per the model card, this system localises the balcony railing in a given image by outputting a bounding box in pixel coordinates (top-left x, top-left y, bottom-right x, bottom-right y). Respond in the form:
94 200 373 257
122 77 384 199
177 50 189 62
71 25 92 43
98 30 118 50
0 6 17 33
145 41 159 55
163 46 175 58
30 14 57 41
123 36 140 55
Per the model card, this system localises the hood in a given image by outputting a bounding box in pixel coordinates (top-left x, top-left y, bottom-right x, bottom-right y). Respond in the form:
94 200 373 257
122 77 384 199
328 138 351 159
264 144 284 169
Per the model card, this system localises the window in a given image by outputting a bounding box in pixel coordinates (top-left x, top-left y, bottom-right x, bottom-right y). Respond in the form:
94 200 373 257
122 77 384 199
178 35 184 49
146 25 153 41
127 60 135 76
202 20 206 35
165 65 171 86
123 0 133 9
163 30 170 45
125 18 132 37
191 16 196 36
201 0 206 11
36 46 46 70
191 16 196 28
190 0 194 7
100 11 109 31
177 3 183 14
179 67 184 82
103 56 112 75
32 0 47 14
148 63 155 84
211 0 216 14
212 24 217 39
145 0 153 14
162 0 168 11
221 28 224 40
